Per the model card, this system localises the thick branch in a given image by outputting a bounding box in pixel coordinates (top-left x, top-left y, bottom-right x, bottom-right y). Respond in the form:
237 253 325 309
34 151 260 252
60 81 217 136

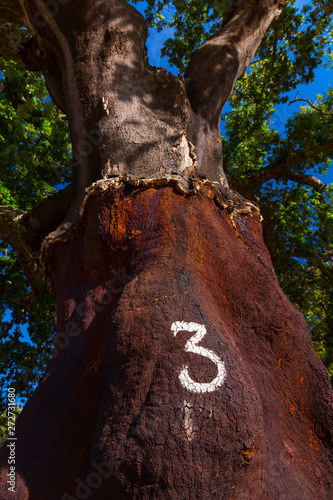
259 203 278 259
0 184 75 294
228 139 333 198
276 251 333 282
282 172 326 192
0 205 45 295
289 95 333 117
185 0 287 124
0 1 37 67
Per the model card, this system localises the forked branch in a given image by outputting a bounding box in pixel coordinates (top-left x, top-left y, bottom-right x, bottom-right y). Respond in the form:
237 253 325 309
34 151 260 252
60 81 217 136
228 138 333 198
185 0 288 124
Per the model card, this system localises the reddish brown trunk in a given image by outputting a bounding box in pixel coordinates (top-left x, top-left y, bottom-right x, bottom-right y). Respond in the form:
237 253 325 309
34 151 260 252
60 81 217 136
1 184 332 499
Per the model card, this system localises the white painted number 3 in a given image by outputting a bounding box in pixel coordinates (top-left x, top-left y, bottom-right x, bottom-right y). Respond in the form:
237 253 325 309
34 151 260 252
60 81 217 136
171 321 226 394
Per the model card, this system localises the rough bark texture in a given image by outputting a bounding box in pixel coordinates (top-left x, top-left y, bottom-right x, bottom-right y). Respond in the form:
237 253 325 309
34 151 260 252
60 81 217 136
1 184 332 499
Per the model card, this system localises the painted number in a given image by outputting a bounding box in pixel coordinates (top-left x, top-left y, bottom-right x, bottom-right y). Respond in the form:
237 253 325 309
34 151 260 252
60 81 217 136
171 321 226 394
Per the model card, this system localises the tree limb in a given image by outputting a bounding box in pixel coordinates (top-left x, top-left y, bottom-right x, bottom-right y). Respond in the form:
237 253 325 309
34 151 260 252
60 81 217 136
0 20 28 64
276 251 333 282
0 205 46 295
185 0 288 124
0 184 75 294
282 172 326 192
21 183 75 251
0 2 41 68
0 0 25 25
259 203 279 258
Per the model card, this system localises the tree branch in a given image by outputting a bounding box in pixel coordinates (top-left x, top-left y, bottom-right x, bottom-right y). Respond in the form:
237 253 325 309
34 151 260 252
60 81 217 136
289 94 333 117
21 183 75 251
259 203 278 258
283 172 326 192
0 2 43 69
228 138 333 197
0 184 75 294
185 0 288 124
276 251 333 282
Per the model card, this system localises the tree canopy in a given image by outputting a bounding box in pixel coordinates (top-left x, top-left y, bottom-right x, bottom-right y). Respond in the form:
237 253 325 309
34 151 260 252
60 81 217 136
0 0 332 418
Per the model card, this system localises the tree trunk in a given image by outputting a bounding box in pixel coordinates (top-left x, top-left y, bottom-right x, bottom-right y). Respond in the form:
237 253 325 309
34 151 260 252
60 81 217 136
0 0 333 498
1 183 332 499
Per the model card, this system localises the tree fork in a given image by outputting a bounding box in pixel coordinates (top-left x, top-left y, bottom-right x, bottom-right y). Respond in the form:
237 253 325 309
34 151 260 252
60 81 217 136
11 0 290 224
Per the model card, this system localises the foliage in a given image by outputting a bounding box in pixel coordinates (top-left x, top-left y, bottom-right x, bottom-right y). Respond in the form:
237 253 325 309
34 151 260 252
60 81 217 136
140 0 225 72
0 60 71 414
0 59 72 209
131 0 333 75
0 0 332 413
